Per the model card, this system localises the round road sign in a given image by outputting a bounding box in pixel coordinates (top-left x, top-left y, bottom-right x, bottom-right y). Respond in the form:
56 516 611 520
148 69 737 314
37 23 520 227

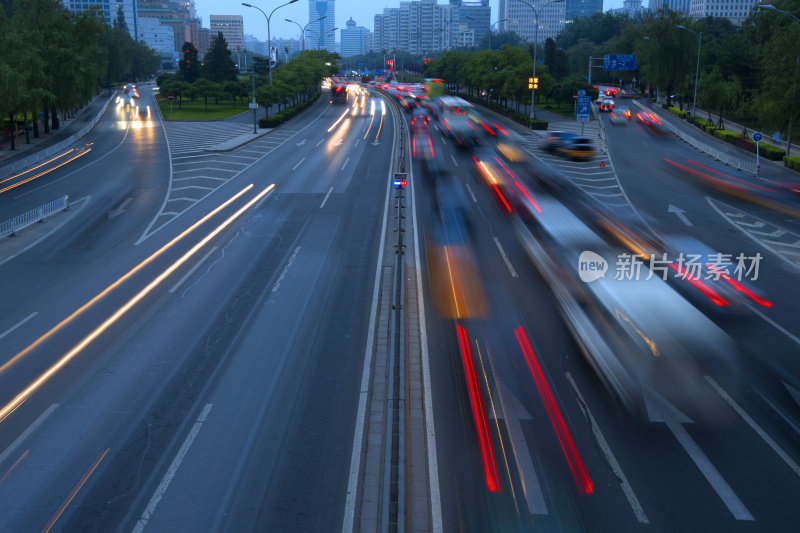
753 131 763 142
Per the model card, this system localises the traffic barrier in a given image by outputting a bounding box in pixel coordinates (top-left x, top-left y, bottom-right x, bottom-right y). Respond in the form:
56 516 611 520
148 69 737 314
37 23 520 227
0 195 69 239
632 100 757 174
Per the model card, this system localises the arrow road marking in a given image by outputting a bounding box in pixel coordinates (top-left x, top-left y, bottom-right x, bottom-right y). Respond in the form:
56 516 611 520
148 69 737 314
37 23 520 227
109 197 133 219
668 204 693 226
646 391 754 521
492 382 548 515
296 138 307 146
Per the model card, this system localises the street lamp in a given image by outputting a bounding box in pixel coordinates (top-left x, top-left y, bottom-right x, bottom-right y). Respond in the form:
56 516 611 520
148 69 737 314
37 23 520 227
286 15 325 64
242 0 298 87
319 27 337 50
757 3 800 156
465 15 508 50
676 25 701 118
519 0 564 122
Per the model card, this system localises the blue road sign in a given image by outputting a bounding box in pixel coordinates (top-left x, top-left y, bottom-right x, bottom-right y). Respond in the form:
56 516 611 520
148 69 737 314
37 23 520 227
753 131 763 142
577 95 590 122
375 69 384 76
603 54 638 71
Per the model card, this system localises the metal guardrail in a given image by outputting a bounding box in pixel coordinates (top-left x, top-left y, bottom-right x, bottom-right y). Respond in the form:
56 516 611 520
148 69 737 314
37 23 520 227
632 100 757 174
0 195 69 239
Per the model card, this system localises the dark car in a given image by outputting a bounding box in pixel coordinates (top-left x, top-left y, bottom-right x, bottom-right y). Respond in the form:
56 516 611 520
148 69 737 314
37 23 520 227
542 131 574 153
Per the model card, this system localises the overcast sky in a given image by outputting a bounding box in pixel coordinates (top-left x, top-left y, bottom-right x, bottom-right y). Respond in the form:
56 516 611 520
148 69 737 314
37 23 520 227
194 0 626 42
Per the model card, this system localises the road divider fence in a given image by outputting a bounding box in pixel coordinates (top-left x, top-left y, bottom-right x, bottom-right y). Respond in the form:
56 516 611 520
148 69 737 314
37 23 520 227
631 100 757 174
0 195 69 239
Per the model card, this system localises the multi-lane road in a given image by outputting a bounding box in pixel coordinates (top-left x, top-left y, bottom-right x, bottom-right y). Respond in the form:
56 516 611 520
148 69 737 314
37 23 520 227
0 83 799 533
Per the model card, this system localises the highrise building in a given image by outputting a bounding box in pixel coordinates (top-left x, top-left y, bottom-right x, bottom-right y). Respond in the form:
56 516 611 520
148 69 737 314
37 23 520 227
138 17 176 63
341 17 370 57
688 0 757 25
500 0 566 43
61 0 138 40
564 0 603 21
209 15 244 52
308 0 336 52
373 0 459 54
612 0 646 17
137 1 201 56
457 0 491 46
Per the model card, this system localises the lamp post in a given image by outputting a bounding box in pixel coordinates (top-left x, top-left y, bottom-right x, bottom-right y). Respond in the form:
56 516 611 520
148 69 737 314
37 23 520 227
757 4 800 156
520 0 564 122
676 25 701 118
465 16 508 50
242 0 298 87
319 27 338 50
286 15 324 64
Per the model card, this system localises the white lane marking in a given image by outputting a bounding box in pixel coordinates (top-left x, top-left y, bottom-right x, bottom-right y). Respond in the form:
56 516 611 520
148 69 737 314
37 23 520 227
666 419 754 520
706 376 800 478
292 157 306 170
316 138 325 147
168 246 217 293
320 187 334 209
341 157 350 171
450 154 458 167
0 404 58 465
343 96 401 533
271 246 301 293
465 182 478 203
355 138 360 147
132 403 213 533
749 307 800 348
493 236 518 278
0 312 38 341
565 373 648 523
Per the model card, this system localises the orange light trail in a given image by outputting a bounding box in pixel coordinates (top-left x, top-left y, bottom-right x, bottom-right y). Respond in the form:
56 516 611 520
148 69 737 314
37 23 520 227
0 185 253 376
687 159 777 193
0 149 75 185
0 148 91 194
41 448 110 533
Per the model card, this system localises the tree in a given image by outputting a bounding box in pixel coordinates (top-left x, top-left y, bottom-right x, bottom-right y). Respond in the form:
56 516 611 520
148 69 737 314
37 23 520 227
191 78 221 111
113 4 127 32
202 32 237 83
178 41 200 83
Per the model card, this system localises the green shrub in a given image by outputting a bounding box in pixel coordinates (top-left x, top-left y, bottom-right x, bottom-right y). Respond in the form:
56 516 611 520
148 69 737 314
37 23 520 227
713 129 739 142
759 142 786 161
667 107 687 119
258 92 319 128
784 156 800 171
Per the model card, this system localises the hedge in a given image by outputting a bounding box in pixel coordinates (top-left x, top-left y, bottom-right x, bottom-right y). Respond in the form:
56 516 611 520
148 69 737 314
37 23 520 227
712 129 739 143
667 107 687 119
258 91 320 128
453 92 548 130
783 155 800 171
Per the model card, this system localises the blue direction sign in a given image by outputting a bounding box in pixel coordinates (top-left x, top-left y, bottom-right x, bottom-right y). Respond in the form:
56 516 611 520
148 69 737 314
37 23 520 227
753 131 763 142
603 54 638 71
577 95 590 122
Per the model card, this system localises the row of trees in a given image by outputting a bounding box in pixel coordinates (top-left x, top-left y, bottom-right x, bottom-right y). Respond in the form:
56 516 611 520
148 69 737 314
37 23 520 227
423 2 799 137
159 47 338 117
1 0 159 149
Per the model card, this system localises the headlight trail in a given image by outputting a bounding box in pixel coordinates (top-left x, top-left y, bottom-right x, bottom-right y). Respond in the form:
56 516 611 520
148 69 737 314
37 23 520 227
0 149 91 195
0 184 274 424
327 108 351 132
0 149 76 186
0 185 254 376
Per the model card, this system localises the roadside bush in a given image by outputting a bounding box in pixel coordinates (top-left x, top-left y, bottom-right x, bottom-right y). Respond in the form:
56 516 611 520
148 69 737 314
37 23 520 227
712 129 739 143
258 91 320 128
784 156 800 171
729 136 786 160
667 107 687 119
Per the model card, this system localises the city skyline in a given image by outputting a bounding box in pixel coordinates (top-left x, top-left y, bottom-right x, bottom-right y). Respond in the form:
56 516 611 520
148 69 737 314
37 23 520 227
195 0 627 43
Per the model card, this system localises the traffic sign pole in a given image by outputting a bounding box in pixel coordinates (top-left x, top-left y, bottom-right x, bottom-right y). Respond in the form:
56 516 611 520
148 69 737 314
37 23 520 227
753 131 763 176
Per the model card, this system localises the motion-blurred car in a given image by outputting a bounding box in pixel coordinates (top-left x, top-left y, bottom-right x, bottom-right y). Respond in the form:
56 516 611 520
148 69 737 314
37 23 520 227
542 131 574 154
557 137 596 160
599 98 615 112
609 107 631 124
